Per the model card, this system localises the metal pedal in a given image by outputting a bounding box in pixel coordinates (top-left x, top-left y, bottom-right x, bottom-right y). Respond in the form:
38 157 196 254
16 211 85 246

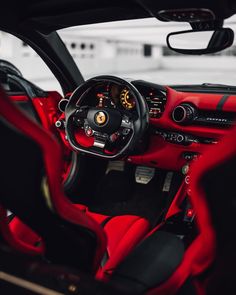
135 166 155 184
106 161 125 174
162 172 174 192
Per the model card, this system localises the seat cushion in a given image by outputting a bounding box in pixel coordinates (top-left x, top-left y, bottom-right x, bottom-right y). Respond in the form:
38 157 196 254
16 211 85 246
74 204 151 276
110 231 185 294
9 204 150 278
97 215 151 280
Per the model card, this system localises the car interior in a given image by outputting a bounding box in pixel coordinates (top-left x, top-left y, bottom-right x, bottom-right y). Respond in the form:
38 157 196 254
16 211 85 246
0 0 236 294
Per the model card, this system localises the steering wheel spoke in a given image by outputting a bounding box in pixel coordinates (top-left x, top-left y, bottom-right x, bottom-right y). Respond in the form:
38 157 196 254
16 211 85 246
121 114 134 129
75 105 89 118
93 134 107 149
71 106 88 127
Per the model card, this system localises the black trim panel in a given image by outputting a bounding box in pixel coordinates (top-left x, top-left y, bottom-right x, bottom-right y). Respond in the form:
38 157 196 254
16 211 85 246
216 95 230 111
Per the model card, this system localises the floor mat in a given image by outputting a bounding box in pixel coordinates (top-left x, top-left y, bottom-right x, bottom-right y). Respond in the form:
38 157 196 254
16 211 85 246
76 163 183 227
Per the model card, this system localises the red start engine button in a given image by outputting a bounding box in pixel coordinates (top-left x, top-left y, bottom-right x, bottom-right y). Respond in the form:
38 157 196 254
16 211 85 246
85 127 93 137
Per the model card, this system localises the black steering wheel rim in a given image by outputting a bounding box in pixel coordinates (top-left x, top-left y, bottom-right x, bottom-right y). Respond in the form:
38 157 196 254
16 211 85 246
65 75 149 159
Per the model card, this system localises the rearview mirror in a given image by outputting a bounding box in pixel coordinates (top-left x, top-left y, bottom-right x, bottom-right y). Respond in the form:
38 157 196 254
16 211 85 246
167 28 234 55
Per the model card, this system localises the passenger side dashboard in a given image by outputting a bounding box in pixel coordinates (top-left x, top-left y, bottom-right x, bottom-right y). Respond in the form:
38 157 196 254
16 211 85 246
129 84 236 171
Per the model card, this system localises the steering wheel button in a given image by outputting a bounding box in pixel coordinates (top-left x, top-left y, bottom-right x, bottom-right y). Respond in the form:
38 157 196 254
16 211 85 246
85 127 93 137
110 133 118 142
122 128 130 135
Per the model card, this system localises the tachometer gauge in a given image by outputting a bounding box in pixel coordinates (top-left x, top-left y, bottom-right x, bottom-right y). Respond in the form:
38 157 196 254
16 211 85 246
120 88 135 110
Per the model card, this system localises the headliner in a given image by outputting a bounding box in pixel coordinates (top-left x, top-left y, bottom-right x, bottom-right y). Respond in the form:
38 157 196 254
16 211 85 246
0 0 235 33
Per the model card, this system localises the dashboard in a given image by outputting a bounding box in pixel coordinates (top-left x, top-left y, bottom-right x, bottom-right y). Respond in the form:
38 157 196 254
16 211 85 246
12 67 236 176
125 80 236 171
55 79 236 171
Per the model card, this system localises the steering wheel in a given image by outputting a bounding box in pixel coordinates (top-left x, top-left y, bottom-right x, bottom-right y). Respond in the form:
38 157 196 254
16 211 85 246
65 75 149 159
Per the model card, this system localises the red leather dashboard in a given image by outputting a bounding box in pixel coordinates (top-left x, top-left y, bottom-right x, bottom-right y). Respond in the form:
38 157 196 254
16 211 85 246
129 86 236 171
10 85 236 172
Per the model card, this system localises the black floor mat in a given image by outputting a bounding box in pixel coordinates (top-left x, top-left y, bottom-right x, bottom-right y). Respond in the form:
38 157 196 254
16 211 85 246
74 163 183 227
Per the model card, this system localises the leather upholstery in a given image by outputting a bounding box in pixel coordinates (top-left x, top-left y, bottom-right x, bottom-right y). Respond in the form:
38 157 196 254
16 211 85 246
72 204 151 277
111 231 184 294
0 85 107 272
9 205 150 279
99 215 150 278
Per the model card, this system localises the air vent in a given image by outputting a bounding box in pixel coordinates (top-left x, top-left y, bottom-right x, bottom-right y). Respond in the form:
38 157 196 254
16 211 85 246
172 104 196 124
172 105 236 127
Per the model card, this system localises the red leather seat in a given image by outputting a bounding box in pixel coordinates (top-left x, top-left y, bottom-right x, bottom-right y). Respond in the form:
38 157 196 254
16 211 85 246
78 205 150 279
9 204 150 278
0 82 150 275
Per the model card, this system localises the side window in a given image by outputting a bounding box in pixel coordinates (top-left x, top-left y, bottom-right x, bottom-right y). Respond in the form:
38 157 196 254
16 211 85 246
0 31 62 93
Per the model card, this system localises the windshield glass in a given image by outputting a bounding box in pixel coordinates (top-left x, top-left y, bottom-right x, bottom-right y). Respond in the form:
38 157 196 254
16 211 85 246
58 16 236 86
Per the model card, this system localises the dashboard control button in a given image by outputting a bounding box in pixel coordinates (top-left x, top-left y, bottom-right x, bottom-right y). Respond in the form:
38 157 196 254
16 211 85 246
55 120 65 129
153 128 216 147
185 175 190 184
182 164 189 175
182 152 198 161
177 134 184 143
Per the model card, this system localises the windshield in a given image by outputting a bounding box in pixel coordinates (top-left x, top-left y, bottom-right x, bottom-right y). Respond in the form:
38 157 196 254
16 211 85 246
58 16 236 86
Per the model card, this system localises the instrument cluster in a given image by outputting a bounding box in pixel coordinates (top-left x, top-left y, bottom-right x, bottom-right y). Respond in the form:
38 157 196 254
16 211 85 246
94 83 136 111
93 81 167 119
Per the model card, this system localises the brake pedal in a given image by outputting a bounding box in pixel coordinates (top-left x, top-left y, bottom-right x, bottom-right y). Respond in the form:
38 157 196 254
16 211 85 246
135 166 155 184
106 161 125 174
